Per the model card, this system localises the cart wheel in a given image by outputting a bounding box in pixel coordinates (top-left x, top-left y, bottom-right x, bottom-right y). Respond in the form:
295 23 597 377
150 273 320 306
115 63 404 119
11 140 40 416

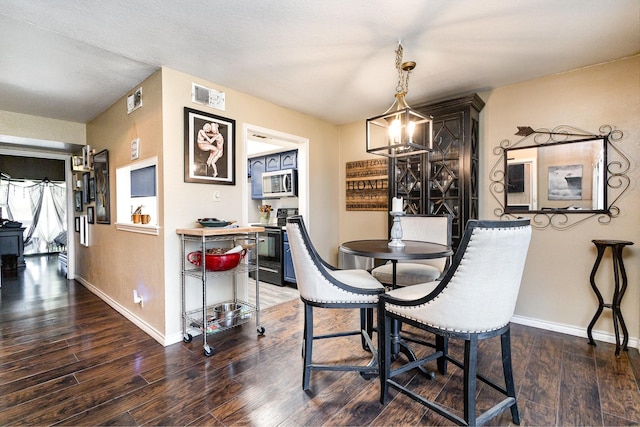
204 346 214 357
183 334 193 343
257 326 265 335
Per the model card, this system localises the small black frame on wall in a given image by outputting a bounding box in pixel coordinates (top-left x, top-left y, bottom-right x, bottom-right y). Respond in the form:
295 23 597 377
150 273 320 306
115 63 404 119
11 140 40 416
87 206 95 224
93 149 110 224
74 191 83 212
82 172 91 204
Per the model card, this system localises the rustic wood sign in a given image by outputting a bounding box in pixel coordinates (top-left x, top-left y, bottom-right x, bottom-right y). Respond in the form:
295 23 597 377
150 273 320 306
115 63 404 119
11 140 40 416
345 158 388 211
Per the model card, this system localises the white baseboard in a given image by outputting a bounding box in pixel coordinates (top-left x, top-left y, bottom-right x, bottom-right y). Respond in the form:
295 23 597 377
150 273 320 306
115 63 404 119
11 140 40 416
511 314 639 351
165 332 186 346
74 277 639 353
75 276 169 346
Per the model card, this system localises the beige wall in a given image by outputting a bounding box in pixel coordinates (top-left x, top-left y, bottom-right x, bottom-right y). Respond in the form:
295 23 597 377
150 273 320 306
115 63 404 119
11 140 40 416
80 67 341 343
338 121 388 243
160 68 340 341
480 55 639 342
0 109 86 146
82 70 166 335
338 55 640 345
71 68 338 343
3 56 637 348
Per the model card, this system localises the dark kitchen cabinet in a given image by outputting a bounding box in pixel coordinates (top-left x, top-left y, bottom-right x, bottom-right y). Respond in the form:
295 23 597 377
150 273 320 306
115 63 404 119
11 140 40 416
249 157 266 200
249 150 298 200
265 154 281 172
280 150 297 169
389 93 485 249
283 232 296 284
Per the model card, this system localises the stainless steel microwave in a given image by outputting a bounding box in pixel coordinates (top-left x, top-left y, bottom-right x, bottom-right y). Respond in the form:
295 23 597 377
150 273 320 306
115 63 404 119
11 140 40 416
262 169 297 198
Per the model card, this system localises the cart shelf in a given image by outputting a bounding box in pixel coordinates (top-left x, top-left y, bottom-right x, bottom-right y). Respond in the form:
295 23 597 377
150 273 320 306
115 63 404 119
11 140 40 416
185 300 256 335
177 226 265 357
182 262 257 280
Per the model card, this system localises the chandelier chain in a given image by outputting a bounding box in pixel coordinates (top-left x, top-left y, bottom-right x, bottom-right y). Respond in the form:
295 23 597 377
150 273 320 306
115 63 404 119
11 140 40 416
395 43 411 95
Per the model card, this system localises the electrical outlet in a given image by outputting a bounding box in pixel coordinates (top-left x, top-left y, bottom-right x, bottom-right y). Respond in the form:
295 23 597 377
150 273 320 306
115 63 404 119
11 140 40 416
213 191 221 202
133 290 144 307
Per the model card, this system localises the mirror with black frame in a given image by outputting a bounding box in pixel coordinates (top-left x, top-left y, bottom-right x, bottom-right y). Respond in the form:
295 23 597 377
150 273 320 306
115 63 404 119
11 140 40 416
504 137 607 214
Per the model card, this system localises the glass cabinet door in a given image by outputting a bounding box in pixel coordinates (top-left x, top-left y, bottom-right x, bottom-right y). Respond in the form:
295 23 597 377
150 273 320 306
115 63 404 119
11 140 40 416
389 94 484 250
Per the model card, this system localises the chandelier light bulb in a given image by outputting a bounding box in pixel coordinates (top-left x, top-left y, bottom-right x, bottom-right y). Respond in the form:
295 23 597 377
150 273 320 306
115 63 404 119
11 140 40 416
407 121 416 142
389 119 401 143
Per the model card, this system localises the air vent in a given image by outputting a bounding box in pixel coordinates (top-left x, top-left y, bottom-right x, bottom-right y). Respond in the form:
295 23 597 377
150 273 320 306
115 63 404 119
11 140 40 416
191 83 226 110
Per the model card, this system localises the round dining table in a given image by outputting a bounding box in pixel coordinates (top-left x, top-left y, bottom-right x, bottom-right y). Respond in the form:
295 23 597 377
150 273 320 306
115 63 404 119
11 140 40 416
340 239 453 288
339 239 453 371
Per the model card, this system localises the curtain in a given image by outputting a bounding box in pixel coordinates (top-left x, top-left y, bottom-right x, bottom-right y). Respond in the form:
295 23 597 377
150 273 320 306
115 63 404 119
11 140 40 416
1 179 67 254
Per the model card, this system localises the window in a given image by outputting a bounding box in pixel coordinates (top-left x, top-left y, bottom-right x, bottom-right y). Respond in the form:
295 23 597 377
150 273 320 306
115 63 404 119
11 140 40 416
116 157 159 234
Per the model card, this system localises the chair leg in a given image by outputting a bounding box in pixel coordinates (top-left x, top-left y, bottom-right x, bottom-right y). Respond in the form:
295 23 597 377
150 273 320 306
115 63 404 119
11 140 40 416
436 335 448 374
378 306 391 405
501 328 520 424
302 303 314 391
464 335 479 426
302 308 307 359
360 307 374 350
360 308 366 349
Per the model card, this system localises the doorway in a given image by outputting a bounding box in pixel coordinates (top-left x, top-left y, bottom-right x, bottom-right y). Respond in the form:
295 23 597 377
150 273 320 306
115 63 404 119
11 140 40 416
242 124 309 226
506 157 538 211
0 145 77 280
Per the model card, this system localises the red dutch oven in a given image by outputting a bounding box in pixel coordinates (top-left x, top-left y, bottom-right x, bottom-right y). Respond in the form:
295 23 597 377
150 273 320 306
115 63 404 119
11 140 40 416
187 248 247 271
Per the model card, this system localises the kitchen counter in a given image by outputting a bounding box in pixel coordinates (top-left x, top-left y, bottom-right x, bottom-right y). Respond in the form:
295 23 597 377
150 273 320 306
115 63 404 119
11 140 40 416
176 225 265 237
250 223 286 230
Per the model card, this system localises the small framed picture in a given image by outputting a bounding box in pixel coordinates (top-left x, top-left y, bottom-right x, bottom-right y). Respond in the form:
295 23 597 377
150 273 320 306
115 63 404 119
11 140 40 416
75 217 80 232
82 145 92 170
74 191 83 212
89 177 96 201
87 206 95 224
82 172 91 204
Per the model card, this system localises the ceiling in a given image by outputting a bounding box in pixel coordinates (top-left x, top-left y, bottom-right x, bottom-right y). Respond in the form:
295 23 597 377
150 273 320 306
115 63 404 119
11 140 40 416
0 0 638 127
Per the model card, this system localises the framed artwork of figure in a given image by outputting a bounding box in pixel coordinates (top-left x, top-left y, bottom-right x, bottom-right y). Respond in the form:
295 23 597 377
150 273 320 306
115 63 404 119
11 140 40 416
184 107 235 185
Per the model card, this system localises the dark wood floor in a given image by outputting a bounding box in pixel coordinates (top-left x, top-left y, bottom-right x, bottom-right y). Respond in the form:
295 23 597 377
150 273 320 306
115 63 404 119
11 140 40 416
1 255 639 426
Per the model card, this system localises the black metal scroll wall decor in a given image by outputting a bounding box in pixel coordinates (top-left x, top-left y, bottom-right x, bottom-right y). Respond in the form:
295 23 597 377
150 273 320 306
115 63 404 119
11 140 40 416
489 125 630 230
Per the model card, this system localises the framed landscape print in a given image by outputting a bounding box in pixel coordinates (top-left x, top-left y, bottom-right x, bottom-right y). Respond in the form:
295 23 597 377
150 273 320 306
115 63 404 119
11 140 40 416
93 149 111 224
548 164 583 200
184 107 236 185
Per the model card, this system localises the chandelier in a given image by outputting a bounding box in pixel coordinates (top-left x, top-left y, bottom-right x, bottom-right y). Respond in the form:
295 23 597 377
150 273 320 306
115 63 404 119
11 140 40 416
366 42 433 157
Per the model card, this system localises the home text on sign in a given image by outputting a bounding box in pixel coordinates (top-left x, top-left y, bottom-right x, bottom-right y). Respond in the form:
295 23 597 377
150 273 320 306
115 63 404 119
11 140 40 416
345 158 388 211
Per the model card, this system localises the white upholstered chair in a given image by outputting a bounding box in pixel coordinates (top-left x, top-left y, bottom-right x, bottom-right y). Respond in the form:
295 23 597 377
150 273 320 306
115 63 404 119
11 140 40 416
378 219 532 426
286 215 385 391
371 214 452 287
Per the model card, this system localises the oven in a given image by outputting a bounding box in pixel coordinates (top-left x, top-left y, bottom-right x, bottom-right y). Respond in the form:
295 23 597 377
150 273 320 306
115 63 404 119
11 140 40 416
249 208 298 287
251 226 283 286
